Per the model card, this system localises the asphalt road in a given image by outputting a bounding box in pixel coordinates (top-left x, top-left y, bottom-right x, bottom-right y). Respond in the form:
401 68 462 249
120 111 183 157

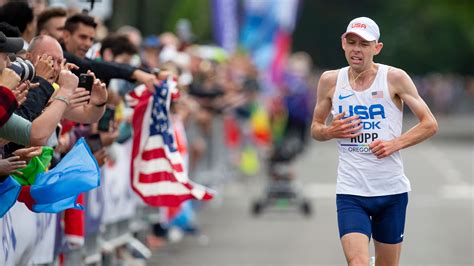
149 117 474 266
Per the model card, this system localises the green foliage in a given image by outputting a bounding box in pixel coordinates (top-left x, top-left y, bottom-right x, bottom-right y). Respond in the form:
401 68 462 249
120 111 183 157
292 0 474 74
109 0 212 43
109 0 473 74
164 0 212 42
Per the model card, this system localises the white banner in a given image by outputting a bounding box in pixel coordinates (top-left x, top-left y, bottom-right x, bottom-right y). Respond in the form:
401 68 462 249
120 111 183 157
0 211 16 266
0 203 56 265
102 141 138 224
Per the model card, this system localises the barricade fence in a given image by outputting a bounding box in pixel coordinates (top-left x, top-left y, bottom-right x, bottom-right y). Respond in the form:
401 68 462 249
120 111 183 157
1 113 258 265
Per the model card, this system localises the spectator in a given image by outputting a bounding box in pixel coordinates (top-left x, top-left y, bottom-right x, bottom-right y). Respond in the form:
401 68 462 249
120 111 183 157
0 35 79 148
36 7 67 43
0 2 35 47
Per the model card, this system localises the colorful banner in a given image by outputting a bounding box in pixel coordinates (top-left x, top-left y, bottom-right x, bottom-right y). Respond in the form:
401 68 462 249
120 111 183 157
240 0 301 91
212 0 238 54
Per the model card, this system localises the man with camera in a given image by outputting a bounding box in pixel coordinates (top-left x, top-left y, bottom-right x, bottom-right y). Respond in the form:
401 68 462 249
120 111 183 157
0 32 79 148
28 35 108 123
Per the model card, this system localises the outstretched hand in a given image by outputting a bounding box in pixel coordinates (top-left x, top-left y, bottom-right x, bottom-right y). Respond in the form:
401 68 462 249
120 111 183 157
0 155 27 176
87 71 108 106
12 81 30 105
68 87 91 109
57 59 79 99
13 146 43 163
133 69 159 92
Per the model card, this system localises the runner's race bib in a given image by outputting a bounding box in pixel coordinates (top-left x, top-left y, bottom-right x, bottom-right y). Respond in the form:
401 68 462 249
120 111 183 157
338 117 388 154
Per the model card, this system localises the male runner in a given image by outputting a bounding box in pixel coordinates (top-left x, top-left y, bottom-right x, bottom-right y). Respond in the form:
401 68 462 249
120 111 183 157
311 17 438 266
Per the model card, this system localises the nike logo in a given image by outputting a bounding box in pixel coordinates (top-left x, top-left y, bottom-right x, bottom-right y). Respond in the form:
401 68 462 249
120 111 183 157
400 234 404 238
338 93 355 100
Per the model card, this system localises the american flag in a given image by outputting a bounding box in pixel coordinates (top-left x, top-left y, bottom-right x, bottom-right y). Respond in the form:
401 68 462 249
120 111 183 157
372 90 383 98
130 78 214 207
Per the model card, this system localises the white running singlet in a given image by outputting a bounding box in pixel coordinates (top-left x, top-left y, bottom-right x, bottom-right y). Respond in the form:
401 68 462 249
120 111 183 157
331 64 411 196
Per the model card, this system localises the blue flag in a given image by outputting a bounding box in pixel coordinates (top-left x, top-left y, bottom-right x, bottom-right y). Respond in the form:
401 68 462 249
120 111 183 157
0 176 21 217
2 138 100 216
27 138 100 212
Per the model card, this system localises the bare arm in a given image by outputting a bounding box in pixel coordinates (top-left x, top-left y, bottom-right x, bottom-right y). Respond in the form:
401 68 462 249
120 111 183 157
63 72 107 123
29 69 78 145
311 70 362 141
370 68 438 158
63 99 105 123
391 68 438 148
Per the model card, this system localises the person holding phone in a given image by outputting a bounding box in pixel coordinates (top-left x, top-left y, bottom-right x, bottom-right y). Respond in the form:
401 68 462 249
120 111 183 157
0 31 107 124
2 35 107 161
0 39 79 148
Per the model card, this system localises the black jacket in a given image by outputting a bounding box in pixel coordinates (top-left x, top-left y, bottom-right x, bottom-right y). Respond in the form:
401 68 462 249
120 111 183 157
63 50 137 85
14 76 55 121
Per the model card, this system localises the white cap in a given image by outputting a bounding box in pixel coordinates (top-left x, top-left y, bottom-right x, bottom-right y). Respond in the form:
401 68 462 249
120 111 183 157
342 17 380 42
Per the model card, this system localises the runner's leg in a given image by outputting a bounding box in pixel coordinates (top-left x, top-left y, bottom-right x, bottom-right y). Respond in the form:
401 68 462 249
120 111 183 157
372 193 408 266
341 233 370 266
374 240 402 266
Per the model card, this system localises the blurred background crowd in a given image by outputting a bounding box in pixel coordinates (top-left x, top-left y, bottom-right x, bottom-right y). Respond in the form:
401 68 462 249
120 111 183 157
0 0 472 265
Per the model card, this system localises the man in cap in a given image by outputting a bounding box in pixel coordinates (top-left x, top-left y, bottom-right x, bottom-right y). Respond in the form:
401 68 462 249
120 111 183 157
0 32 79 147
311 17 438 265
0 31 23 127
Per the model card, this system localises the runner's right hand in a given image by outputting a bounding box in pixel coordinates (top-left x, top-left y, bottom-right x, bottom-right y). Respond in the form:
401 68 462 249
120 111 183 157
326 112 362 139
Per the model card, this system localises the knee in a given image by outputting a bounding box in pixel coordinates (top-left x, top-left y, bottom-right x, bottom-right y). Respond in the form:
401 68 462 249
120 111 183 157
347 256 369 266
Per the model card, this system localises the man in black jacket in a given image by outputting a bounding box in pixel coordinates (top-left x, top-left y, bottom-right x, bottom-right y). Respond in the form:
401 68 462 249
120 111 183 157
57 12 157 88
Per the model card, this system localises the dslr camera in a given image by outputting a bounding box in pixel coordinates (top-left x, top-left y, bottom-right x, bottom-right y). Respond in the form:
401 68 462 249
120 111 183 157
8 57 35 82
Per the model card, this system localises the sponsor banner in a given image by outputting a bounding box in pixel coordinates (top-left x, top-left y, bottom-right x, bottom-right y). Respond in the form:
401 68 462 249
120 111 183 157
85 175 104 235
0 211 16 266
0 204 56 265
102 141 138 224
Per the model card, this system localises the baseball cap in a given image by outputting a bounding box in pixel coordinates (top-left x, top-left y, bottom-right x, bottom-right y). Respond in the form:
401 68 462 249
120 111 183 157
0 31 23 53
142 35 160 48
342 17 380 42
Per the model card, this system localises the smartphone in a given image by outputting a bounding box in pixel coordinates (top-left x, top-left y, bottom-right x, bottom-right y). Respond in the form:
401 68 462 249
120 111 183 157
97 107 115 132
78 73 94 92
85 134 103 153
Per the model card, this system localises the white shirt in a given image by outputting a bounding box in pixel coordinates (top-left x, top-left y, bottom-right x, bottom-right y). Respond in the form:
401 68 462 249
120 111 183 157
331 64 411 196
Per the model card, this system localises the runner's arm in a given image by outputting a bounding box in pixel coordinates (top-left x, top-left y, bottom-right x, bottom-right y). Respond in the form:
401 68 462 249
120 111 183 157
311 70 362 141
388 68 438 149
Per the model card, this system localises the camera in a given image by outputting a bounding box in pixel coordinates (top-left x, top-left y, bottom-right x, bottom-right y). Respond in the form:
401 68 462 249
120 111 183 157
8 57 35 82
98 107 115 132
78 73 94 92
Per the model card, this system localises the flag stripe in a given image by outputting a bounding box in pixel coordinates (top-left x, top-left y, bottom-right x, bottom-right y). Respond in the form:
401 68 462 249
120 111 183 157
139 171 175 183
143 137 181 163
141 149 184 172
131 79 214 207
141 194 196 207
139 156 183 175
135 181 195 196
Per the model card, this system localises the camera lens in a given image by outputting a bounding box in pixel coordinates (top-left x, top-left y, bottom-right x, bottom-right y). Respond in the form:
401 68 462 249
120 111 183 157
8 58 35 82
